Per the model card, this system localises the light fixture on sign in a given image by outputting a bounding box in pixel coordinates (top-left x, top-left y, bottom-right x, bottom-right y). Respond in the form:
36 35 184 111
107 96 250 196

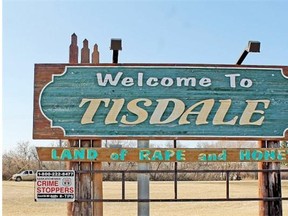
110 38 122 64
236 41 260 65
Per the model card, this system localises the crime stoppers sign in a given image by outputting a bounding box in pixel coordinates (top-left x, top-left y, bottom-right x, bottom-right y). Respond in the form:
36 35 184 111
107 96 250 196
35 170 75 202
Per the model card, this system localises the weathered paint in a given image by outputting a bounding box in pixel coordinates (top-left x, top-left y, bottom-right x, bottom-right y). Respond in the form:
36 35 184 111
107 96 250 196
198 150 227 161
36 147 288 162
139 149 186 161
34 64 288 140
239 149 286 161
38 66 288 139
51 148 98 160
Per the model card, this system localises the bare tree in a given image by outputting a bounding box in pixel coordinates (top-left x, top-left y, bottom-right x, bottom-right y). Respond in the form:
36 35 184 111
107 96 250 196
2 141 40 180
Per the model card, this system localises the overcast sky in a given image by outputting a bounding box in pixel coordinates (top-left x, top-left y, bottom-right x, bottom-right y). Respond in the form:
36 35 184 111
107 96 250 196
3 0 288 152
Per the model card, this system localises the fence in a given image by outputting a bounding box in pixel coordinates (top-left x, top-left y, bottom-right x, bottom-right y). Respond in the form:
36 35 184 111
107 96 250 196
74 168 288 203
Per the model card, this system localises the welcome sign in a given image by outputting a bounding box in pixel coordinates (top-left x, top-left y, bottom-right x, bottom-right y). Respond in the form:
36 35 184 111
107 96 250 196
34 65 288 140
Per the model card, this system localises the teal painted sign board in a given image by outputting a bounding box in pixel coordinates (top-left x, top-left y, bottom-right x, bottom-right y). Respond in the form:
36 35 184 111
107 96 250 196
34 64 288 140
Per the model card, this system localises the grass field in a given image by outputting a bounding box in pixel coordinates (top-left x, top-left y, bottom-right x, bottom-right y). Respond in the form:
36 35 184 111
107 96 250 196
3 180 288 216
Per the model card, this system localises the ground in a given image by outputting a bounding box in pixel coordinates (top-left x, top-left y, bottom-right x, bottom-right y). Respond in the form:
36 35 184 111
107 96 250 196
3 180 288 216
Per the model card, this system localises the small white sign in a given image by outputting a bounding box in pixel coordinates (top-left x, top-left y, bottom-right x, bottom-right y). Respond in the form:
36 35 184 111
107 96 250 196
35 170 75 202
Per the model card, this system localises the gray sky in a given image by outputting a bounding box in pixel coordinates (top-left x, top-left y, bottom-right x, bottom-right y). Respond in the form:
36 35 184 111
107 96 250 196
3 0 288 152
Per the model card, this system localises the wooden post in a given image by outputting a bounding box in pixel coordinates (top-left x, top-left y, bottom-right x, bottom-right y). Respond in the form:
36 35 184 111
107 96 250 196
174 140 178 199
81 39 90 63
68 34 103 216
92 140 103 216
79 140 92 215
267 141 282 216
69 33 78 64
68 34 79 216
91 42 102 216
66 156 72 216
92 44 99 64
68 139 80 216
258 140 283 216
258 140 269 216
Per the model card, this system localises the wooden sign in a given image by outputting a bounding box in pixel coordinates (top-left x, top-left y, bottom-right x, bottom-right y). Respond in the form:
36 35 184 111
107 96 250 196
36 147 288 162
33 64 288 140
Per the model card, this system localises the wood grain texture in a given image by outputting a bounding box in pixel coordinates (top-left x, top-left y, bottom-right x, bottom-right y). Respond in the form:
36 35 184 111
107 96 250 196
92 140 103 216
79 140 92 215
267 141 283 216
36 147 288 162
33 64 288 140
258 141 269 216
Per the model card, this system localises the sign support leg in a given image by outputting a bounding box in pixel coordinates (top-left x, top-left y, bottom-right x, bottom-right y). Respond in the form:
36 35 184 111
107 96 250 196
137 140 150 216
92 140 103 216
258 140 269 216
67 140 80 216
66 160 73 216
267 140 282 216
258 140 283 216
174 140 178 199
79 140 92 215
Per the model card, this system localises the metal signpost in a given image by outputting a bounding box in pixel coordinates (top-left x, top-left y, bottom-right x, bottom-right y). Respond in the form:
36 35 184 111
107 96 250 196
137 140 150 216
35 170 75 202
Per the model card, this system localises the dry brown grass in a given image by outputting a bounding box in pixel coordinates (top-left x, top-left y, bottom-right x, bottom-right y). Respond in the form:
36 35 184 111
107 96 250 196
3 180 288 216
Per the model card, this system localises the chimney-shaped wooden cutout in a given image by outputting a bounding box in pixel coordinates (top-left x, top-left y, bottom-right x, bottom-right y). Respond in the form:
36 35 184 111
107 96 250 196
81 39 90 63
69 33 78 64
92 44 99 64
